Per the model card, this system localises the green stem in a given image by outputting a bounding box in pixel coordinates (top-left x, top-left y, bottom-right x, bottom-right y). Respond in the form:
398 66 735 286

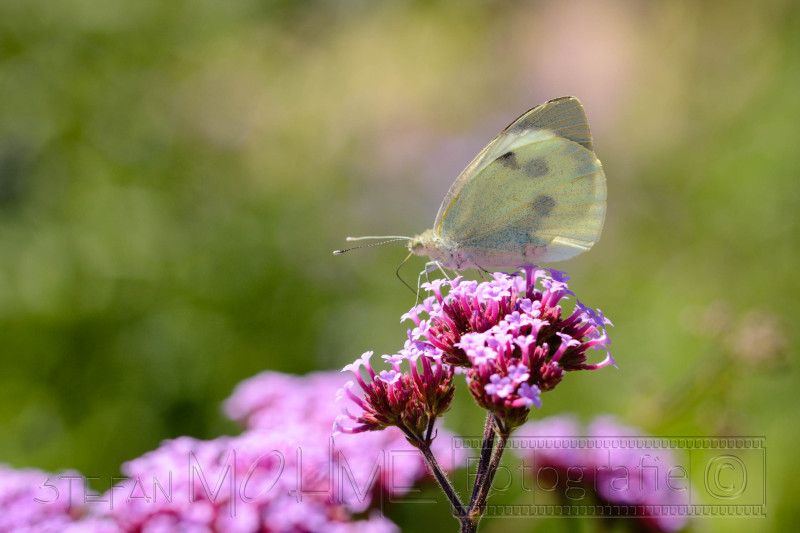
468 413 496 509
418 440 467 519
468 420 509 528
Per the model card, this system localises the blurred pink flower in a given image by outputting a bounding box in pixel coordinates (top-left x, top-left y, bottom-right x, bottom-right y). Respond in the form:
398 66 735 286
514 415 690 532
2 370 466 532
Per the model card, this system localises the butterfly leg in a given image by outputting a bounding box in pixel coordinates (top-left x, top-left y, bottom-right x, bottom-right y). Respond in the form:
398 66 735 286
415 261 449 303
476 264 491 281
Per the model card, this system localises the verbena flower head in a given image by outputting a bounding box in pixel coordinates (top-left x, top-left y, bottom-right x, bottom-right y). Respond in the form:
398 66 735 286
335 346 455 442
226 370 464 498
398 267 615 431
1 371 466 532
0 464 106 532
102 431 400 533
96 370 463 531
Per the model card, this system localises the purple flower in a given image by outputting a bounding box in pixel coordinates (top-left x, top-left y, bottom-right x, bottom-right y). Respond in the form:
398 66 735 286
512 415 584 470
507 364 530 383
226 370 464 504
576 300 614 328
411 320 430 339
552 332 580 364
378 369 401 384
381 353 405 369
403 267 614 431
1 368 463 533
518 298 541 316
420 278 449 301
101 370 467 531
95 429 398 532
478 279 512 302
513 416 690 533
336 346 455 441
512 383 541 409
484 374 514 398
454 332 486 354
461 338 497 366
0 464 93 532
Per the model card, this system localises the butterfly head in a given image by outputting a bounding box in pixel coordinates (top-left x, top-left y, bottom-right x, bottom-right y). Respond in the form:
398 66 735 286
406 231 426 253
408 229 470 270
407 229 438 257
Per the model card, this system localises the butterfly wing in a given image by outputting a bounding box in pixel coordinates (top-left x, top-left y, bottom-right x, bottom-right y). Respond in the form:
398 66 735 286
434 98 606 266
433 96 595 234
497 95 594 151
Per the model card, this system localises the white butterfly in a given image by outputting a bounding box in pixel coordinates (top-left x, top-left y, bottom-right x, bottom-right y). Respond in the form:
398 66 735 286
337 96 606 271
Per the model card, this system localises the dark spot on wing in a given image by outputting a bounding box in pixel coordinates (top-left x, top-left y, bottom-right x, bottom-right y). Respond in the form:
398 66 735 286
525 158 549 177
532 195 556 216
496 151 519 169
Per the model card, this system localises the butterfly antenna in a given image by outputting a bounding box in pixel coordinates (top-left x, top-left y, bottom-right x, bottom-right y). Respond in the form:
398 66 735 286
344 235 412 242
395 252 415 295
333 236 412 255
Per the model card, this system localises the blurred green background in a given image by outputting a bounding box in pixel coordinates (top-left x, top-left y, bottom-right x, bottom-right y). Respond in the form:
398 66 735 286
0 0 797 531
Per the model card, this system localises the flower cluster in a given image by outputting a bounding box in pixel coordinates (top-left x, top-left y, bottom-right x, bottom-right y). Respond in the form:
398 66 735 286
225 370 464 503
513 416 690 532
1 370 463 533
335 347 455 443
0 464 120 533
343 267 615 433
104 431 400 533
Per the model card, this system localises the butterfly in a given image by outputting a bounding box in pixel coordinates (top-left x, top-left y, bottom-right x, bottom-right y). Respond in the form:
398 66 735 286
336 96 606 271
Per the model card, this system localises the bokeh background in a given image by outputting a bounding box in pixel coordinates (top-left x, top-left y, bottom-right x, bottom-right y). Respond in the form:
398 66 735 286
0 0 797 531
